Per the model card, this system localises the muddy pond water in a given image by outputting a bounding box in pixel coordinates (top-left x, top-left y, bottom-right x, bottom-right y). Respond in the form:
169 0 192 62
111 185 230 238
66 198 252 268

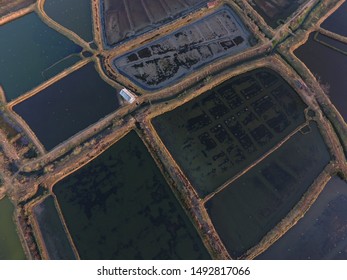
0 197 26 260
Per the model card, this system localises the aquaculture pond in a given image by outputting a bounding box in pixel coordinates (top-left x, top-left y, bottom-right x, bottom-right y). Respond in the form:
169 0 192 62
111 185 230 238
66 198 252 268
53 131 210 260
152 68 307 197
13 62 120 151
321 1 347 37
44 0 94 42
249 0 302 29
114 6 252 90
0 12 82 101
295 32 347 121
257 177 347 260
205 122 331 258
33 195 76 260
102 0 209 46
0 197 26 260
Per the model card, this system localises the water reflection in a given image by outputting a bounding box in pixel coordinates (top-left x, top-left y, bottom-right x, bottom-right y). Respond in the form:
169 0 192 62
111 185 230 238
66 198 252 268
0 13 82 101
53 131 210 260
295 33 347 121
257 177 347 259
13 63 120 150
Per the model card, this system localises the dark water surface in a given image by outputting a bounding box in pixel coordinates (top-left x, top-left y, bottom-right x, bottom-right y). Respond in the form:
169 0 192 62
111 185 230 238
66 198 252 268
0 197 26 260
321 1 347 37
33 196 76 259
102 0 209 46
295 33 347 121
153 68 307 197
250 0 302 29
13 63 120 151
44 0 94 42
315 33 347 53
206 122 331 258
0 12 82 101
257 177 347 259
53 131 210 260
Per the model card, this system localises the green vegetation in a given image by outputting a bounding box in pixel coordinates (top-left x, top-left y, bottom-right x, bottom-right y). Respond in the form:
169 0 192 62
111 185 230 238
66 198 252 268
0 197 26 260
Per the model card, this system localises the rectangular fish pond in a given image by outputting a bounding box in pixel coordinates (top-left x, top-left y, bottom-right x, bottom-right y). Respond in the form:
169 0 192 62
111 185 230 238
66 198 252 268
44 0 94 42
257 176 347 259
13 62 121 151
205 121 331 258
52 131 210 260
113 5 252 90
321 1 347 37
295 32 347 121
152 68 308 197
101 0 209 46
32 195 76 260
0 12 82 101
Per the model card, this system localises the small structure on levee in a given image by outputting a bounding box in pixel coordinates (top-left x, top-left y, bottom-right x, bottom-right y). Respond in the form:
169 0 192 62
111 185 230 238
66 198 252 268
119 88 136 104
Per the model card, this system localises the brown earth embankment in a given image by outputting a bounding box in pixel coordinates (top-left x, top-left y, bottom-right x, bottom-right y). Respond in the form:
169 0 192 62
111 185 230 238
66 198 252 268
0 0 35 25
